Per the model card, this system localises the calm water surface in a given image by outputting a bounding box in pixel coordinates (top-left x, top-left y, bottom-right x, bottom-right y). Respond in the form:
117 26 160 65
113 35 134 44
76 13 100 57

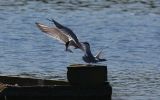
0 0 160 100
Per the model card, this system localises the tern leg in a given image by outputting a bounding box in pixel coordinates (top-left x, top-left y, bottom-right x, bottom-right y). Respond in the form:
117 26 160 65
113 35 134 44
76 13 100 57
65 41 73 53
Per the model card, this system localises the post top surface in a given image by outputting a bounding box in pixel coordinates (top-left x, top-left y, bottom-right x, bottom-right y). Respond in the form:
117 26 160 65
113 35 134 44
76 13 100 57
68 64 107 68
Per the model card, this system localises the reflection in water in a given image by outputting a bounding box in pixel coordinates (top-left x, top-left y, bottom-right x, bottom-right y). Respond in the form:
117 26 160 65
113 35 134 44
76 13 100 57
0 0 160 100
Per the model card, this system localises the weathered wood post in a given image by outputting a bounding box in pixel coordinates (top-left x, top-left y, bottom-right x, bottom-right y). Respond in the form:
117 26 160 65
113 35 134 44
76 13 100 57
67 64 112 99
0 64 112 100
67 64 107 87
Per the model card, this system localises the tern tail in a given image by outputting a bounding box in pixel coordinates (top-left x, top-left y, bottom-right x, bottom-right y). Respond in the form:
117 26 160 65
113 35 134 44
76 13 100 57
95 48 107 61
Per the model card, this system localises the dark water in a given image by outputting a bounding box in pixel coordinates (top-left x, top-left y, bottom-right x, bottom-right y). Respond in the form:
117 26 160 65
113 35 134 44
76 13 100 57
0 0 160 99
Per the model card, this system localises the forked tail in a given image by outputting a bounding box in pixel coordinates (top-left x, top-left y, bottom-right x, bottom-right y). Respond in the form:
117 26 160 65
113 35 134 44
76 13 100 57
95 48 107 61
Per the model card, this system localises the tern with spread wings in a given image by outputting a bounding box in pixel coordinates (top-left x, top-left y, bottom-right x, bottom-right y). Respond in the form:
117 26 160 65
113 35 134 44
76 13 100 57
36 19 83 53
36 19 106 63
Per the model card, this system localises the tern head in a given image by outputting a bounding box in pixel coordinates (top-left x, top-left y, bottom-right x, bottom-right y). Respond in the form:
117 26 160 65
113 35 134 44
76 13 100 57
81 42 90 48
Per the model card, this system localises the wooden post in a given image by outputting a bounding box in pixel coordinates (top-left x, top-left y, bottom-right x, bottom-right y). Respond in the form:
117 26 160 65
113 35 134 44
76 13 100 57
67 64 108 87
0 64 112 100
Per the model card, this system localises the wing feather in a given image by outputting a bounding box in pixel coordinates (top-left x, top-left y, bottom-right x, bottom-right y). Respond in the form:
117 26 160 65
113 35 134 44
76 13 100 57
48 19 79 44
36 22 69 44
95 49 103 59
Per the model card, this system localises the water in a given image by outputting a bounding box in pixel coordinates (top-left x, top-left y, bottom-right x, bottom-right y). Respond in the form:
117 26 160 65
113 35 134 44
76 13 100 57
0 0 160 99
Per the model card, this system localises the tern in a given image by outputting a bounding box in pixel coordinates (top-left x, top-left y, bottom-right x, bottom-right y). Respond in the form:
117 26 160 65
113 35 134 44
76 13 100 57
36 19 107 63
36 19 83 52
81 42 106 63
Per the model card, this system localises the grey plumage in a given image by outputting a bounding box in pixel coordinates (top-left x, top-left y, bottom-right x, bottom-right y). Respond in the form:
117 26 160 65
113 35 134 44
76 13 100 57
36 19 106 63
36 21 83 52
81 42 106 63
48 19 84 51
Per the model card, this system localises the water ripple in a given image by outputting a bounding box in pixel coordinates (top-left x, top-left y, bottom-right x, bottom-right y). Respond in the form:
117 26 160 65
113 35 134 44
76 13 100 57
0 0 160 100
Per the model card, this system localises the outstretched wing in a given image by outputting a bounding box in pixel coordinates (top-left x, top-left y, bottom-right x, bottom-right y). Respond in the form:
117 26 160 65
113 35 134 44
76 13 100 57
95 49 104 59
36 22 69 44
48 19 79 44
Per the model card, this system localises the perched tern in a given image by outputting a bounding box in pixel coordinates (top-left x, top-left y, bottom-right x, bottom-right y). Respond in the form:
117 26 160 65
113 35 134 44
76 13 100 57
81 42 106 63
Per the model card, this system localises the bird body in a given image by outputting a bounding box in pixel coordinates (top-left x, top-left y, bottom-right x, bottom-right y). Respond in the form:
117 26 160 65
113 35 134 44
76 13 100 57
48 19 83 51
36 19 106 63
81 42 106 63
36 20 83 52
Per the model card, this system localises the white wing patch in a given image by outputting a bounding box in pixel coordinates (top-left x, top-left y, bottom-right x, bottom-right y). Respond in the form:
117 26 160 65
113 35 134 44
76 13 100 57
36 23 69 44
